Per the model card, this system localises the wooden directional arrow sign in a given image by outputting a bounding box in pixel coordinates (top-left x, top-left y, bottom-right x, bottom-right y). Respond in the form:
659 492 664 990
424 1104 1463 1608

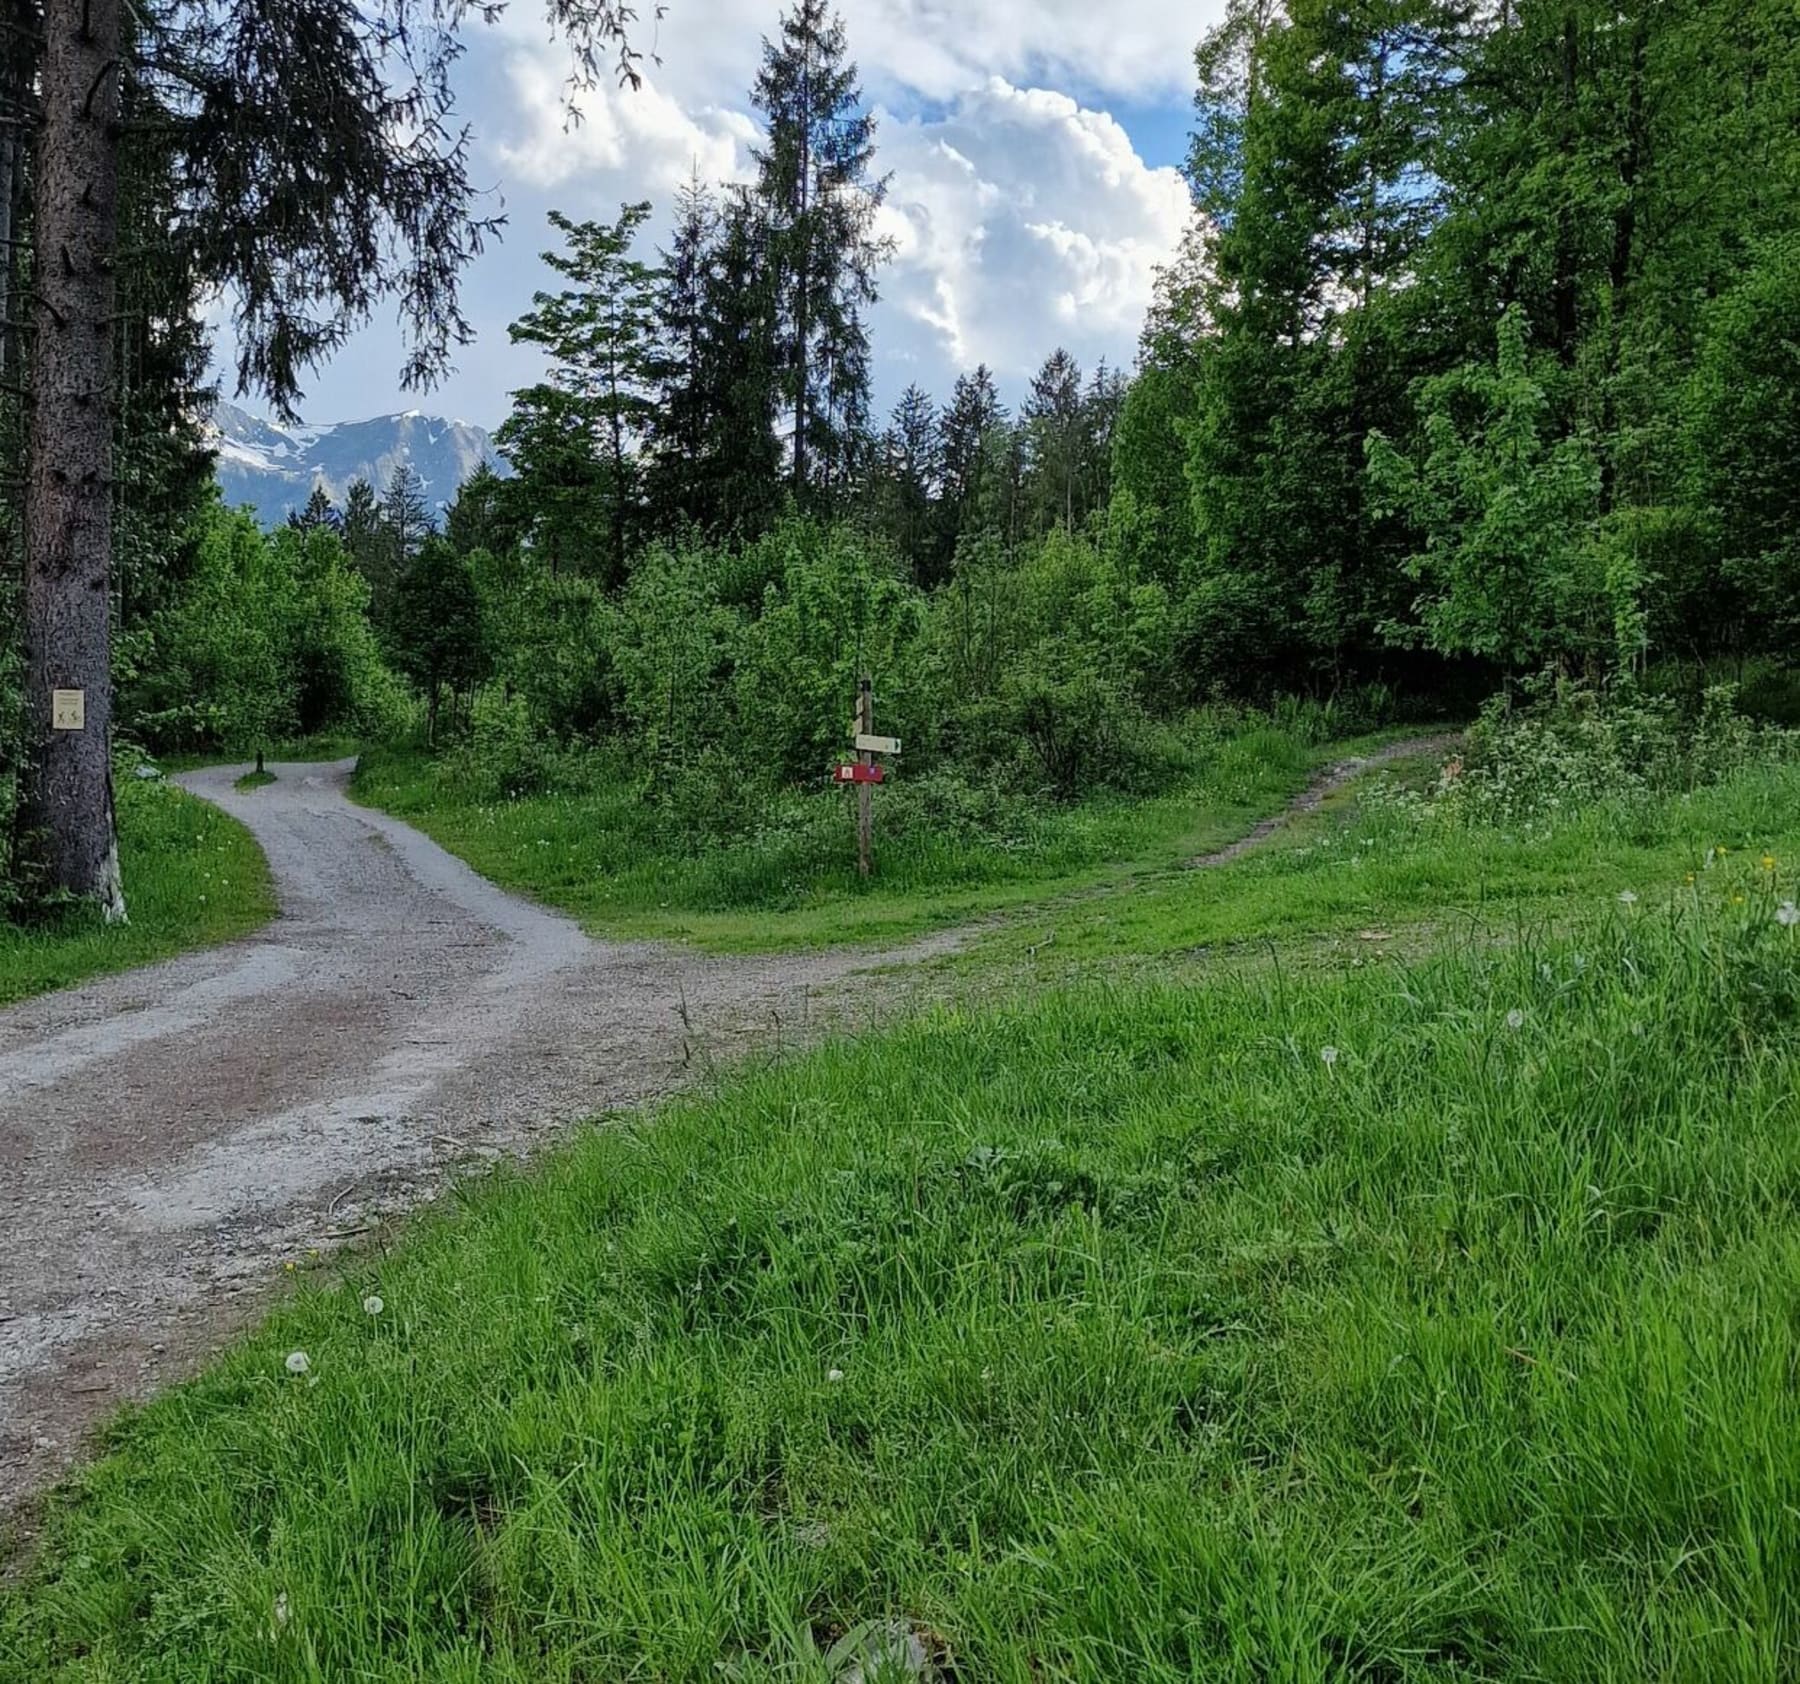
854 733 901 755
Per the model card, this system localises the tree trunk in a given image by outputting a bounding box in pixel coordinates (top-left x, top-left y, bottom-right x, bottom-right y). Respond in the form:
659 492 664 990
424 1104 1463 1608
20 0 126 921
0 128 16 382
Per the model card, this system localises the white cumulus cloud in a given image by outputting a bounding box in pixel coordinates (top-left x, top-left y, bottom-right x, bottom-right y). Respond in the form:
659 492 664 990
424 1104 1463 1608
873 79 1191 392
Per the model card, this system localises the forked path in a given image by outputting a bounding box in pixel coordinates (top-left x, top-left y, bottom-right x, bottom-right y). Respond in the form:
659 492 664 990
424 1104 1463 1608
0 762 954 1513
0 739 1453 1516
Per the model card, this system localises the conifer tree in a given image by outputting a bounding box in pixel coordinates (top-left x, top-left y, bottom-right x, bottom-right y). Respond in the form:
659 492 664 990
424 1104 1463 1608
1022 349 1086 534
289 485 341 533
880 384 941 584
649 176 718 526
938 366 1005 564
382 463 434 581
751 0 891 507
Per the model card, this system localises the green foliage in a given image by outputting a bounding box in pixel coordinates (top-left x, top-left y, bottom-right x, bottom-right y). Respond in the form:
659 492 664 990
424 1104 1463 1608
499 203 664 585
387 537 490 743
1372 682 1798 834
124 503 404 755
932 529 1174 796
351 706 1329 948
1366 309 1618 672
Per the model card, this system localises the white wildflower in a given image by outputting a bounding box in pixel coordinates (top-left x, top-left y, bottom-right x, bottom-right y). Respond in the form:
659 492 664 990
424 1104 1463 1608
273 1592 290 1629
826 1368 845 1383
1617 890 1639 906
1320 1046 1340 1069
284 1350 310 1375
1505 1009 1525 1031
1778 903 1800 929
362 1294 384 1317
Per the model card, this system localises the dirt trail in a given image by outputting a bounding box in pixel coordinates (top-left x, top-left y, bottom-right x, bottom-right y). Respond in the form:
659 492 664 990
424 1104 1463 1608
1190 735 1459 868
0 739 1454 1516
0 761 955 1513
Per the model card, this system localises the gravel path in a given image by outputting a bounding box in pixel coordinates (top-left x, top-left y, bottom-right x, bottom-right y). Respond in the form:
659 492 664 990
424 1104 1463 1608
0 761 955 1514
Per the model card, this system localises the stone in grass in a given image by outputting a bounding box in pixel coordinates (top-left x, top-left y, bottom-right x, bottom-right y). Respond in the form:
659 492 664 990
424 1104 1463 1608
829 1619 939 1684
134 764 163 781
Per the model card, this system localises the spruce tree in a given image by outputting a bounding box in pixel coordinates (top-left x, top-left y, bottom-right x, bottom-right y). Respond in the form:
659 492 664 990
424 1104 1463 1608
751 0 891 508
340 478 384 595
938 366 1005 565
289 485 341 533
699 187 785 535
1022 349 1086 534
649 173 723 529
382 463 434 582
882 384 941 584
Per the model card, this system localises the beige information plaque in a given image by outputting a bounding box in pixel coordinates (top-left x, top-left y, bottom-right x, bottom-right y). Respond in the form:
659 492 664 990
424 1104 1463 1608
52 689 86 731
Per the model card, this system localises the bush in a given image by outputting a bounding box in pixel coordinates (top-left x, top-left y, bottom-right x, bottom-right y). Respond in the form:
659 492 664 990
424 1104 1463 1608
1370 680 1798 833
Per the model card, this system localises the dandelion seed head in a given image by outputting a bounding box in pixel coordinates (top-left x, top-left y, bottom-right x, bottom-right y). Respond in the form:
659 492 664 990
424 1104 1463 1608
1505 1009 1525 1031
826 1368 845 1383
1779 903 1799 929
285 1350 311 1375
362 1295 384 1317
1320 1046 1340 1068
1618 890 1639 906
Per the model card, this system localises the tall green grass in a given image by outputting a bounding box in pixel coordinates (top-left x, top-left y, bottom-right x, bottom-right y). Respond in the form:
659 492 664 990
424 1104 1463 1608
351 722 1332 949
0 774 274 1006
9 887 1798 1679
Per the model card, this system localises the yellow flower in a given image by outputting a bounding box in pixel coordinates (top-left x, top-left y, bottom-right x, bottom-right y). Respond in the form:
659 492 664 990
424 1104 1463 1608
1734 894 1747 905
1685 873 1696 885
1763 855 1777 871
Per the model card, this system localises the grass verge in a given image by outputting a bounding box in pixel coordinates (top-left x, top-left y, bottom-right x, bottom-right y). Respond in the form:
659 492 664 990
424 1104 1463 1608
0 773 275 1007
350 725 1402 951
986 755 1800 970
6 889 1798 1678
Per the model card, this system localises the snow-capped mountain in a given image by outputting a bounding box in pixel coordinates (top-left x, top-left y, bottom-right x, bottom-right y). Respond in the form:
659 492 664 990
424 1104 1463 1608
203 401 507 527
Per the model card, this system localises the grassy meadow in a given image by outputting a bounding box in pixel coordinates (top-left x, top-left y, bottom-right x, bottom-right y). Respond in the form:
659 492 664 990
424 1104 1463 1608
0 773 274 1007
7 744 1800 1678
349 721 1389 950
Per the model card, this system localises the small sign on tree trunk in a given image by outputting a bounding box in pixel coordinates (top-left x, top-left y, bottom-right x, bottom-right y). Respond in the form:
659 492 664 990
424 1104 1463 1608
52 689 86 731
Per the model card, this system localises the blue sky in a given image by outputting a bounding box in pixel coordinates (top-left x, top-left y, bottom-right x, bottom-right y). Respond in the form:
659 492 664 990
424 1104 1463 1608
217 1 1218 432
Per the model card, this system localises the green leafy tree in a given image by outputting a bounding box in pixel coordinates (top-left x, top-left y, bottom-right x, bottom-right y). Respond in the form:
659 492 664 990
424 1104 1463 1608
389 537 489 745
1366 309 1619 673
503 203 664 585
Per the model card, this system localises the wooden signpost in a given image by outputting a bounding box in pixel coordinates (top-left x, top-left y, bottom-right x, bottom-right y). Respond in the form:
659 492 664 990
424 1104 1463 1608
840 677 899 877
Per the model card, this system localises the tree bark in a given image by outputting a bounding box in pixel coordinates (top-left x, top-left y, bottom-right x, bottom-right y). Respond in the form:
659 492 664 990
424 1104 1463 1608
20 0 126 920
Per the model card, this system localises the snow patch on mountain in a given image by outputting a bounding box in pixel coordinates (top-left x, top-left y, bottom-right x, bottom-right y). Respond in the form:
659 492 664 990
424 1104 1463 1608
203 401 508 527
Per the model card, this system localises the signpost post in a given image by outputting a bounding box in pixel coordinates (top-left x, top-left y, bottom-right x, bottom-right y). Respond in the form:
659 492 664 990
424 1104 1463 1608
855 678 875 878
838 677 900 877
